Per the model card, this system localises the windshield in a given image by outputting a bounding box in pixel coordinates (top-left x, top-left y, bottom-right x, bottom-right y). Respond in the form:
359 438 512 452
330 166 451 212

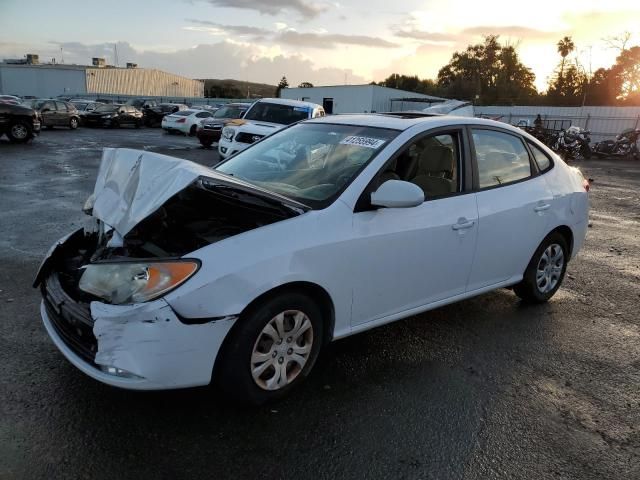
243 102 311 125
215 123 398 208
95 105 118 112
214 106 246 119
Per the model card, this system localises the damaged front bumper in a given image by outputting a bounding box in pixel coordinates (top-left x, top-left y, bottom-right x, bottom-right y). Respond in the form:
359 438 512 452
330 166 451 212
37 233 237 390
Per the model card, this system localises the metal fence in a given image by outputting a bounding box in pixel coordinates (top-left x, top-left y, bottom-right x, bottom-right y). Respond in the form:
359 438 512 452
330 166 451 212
474 106 640 143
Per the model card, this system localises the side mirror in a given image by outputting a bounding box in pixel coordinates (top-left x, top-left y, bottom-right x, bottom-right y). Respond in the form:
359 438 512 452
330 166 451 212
370 180 424 208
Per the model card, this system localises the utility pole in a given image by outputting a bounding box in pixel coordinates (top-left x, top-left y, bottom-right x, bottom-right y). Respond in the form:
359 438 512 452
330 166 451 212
114 44 119 67
60 47 64 64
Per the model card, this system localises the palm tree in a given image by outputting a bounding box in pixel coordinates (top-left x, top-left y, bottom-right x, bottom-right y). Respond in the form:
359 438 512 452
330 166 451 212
557 36 575 80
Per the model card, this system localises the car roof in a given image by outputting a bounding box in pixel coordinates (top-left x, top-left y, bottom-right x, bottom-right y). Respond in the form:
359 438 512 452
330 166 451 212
254 97 322 109
306 113 525 134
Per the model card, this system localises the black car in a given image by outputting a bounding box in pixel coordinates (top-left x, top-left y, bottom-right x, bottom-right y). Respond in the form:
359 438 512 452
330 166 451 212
22 99 80 130
0 102 41 143
143 103 188 127
126 98 158 111
196 102 251 147
71 101 103 125
83 104 144 128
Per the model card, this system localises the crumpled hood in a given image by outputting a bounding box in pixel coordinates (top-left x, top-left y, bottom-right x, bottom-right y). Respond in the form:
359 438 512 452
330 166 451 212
86 148 308 237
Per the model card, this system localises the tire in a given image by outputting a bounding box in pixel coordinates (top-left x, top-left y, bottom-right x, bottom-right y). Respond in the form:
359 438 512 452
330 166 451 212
45 125 54 130
110 120 120 129
69 117 79 129
189 125 198 136
135 120 141 129
216 292 324 405
200 139 213 148
514 232 568 303
7 122 32 143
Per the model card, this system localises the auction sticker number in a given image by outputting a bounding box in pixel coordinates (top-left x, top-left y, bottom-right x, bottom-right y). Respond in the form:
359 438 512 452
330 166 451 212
340 136 386 149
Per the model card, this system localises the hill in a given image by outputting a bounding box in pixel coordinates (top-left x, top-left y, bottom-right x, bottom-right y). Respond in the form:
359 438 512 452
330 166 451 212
199 79 277 99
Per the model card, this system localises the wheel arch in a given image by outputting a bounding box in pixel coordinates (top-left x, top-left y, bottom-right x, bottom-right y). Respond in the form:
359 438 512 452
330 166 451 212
550 225 574 258
211 281 336 379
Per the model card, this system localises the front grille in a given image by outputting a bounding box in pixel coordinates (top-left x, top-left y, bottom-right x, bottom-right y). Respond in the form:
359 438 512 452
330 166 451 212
203 125 222 131
235 132 264 144
42 273 97 364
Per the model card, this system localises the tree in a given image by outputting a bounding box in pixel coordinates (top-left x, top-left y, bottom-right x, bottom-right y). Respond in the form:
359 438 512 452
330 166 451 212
298 82 314 88
436 35 538 104
610 46 640 104
547 62 587 105
275 76 289 97
556 36 575 81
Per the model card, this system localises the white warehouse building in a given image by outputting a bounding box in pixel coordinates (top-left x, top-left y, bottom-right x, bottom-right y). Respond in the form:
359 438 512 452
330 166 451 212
0 63 204 98
281 84 445 114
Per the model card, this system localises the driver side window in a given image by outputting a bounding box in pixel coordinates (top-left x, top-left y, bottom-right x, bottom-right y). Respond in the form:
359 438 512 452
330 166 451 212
380 132 461 199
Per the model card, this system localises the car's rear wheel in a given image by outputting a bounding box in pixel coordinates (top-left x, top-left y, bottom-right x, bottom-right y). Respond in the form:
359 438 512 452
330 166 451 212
7 122 31 143
216 292 324 405
514 232 568 303
69 117 79 129
110 120 119 129
189 124 198 136
199 138 213 148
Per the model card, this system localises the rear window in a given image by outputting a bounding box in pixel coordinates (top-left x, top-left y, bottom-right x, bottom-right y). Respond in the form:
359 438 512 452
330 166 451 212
244 102 311 125
172 110 195 116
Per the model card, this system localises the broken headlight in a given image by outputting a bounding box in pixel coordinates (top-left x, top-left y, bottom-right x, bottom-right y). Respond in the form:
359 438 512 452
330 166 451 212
78 260 200 304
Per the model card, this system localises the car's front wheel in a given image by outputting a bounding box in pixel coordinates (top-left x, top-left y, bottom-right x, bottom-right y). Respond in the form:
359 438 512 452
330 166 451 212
217 292 324 405
69 117 79 129
7 122 32 143
514 232 568 303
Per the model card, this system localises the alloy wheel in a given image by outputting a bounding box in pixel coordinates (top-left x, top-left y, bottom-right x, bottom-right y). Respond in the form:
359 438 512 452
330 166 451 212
536 244 564 293
10 124 28 140
250 310 314 391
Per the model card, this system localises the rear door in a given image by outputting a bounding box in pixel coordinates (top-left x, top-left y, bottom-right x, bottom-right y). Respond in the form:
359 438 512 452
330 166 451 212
55 102 69 126
466 127 553 291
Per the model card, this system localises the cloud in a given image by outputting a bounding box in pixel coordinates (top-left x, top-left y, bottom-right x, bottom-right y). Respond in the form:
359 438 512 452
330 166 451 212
462 26 557 41
185 19 271 36
19 40 367 87
393 29 459 43
202 0 328 19
276 31 399 49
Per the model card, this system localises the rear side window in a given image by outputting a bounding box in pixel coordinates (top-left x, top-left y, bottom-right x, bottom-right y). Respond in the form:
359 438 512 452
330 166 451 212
55 102 68 112
472 130 531 188
195 111 212 118
528 142 552 172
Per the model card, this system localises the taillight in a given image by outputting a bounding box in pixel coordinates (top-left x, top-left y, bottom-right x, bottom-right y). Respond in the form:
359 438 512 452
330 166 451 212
176 118 186 123
582 179 590 192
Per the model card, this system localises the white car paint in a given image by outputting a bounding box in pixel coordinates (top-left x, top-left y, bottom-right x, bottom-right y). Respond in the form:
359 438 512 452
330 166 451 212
161 109 212 135
218 98 324 159
37 114 589 391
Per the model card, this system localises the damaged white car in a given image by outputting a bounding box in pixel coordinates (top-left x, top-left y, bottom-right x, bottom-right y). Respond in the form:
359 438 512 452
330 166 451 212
35 114 589 404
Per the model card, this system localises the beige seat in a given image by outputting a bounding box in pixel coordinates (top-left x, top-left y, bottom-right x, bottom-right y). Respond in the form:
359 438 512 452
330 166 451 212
412 145 455 197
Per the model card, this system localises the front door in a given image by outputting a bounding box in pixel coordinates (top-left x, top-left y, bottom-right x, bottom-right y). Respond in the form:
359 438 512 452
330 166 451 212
40 101 56 127
466 128 553 291
349 130 478 326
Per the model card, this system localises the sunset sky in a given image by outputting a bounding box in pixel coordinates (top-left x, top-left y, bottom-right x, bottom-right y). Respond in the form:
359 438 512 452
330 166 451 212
1 0 639 91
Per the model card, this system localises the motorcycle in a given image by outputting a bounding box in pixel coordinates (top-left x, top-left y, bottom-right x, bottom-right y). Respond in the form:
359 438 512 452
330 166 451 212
592 128 640 160
552 125 592 161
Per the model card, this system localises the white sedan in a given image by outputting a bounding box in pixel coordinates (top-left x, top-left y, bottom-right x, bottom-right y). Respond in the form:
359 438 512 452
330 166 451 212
35 114 589 404
161 109 213 135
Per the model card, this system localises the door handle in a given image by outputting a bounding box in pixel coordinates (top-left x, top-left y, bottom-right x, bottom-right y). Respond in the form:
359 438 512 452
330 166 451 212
534 203 551 212
452 220 475 230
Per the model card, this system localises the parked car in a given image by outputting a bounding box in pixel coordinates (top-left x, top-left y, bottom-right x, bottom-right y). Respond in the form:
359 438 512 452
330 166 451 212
161 109 213 135
71 101 103 124
143 103 188 127
196 102 251 147
34 114 589 404
82 104 143 128
0 95 22 105
22 99 80 129
0 102 41 142
218 98 324 159
126 98 158 111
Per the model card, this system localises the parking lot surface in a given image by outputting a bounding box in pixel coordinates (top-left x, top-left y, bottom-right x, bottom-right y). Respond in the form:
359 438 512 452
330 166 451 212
1 128 639 479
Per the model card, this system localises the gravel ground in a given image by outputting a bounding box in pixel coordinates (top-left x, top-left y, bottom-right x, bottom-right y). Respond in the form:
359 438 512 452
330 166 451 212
0 127 638 480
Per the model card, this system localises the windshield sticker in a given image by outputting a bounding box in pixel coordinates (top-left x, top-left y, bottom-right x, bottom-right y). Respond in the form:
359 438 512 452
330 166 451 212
339 136 386 149
293 107 309 112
